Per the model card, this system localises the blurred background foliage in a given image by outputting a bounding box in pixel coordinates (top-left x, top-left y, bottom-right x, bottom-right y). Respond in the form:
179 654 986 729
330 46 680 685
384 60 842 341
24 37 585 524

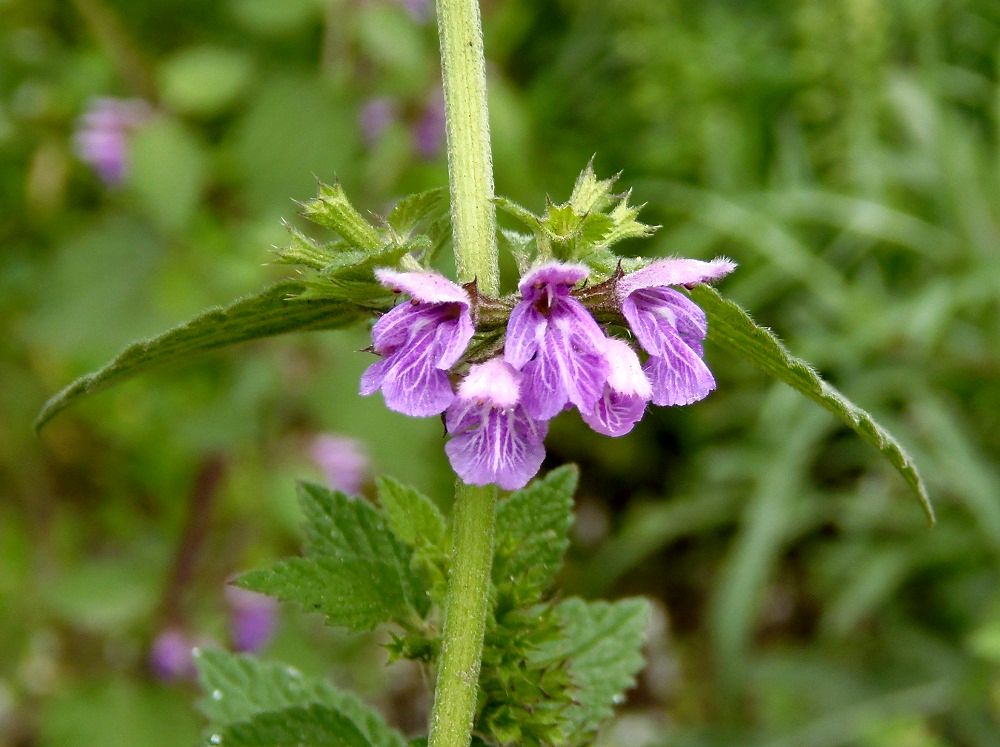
2 0 999 744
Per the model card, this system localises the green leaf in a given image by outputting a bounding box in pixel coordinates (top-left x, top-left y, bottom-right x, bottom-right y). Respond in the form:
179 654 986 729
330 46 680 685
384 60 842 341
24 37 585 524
239 557 411 633
239 482 426 630
302 182 383 251
35 281 366 432
499 228 534 275
275 224 346 270
387 188 449 239
495 195 542 233
568 159 619 215
542 201 582 243
129 118 208 232
157 45 254 117
535 597 650 738
195 649 406 747
296 483 411 565
320 238 426 281
213 705 371 747
494 465 578 601
376 476 446 551
690 284 935 524
237 558 400 632
387 189 451 263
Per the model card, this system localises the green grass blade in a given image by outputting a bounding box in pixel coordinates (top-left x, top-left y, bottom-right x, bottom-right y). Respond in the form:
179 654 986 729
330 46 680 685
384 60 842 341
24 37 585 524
691 284 934 524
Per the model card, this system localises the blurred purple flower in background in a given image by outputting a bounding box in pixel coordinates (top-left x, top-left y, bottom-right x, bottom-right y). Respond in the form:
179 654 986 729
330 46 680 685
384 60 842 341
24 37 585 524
225 585 278 653
412 89 445 160
149 628 199 682
309 434 370 495
359 97 398 146
73 97 151 186
396 0 431 23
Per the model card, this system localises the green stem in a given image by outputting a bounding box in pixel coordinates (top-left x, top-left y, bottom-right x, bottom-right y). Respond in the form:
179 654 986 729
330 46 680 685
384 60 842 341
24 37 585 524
436 0 499 296
430 3 500 745
71 0 158 100
428 482 497 747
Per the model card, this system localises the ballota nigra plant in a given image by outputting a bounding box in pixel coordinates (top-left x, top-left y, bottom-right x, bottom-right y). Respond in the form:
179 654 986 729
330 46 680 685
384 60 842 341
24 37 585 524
37 1 934 746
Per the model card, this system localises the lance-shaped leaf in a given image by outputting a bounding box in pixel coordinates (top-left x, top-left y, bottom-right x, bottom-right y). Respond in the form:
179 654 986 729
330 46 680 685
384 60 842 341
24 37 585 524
35 281 370 432
195 649 406 747
690 284 935 524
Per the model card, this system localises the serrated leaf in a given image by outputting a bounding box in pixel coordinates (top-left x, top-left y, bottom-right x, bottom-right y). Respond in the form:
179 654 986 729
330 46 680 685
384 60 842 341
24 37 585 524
195 649 406 747
277 224 345 270
213 705 370 747
240 482 426 629
302 182 382 251
500 228 535 275
689 284 935 524
298 277 395 304
296 483 410 564
387 188 449 239
320 238 426 280
376 476 446 550
495 196 542 232
534 597 649 738
542 202 582 243
35 281 367 432
569 159 619 215
602 193 656 246
494 466 578 600
239 556 413 632
577 212 616 246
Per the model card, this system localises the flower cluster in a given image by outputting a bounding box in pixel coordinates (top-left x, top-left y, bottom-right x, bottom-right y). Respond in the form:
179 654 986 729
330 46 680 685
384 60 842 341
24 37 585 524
362 259 734 489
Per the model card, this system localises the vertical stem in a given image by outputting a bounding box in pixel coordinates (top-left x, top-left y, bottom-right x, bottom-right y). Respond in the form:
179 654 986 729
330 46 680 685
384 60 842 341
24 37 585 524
428 483 497 747
436 0 499 296
71 0 158 100
431 3 499 745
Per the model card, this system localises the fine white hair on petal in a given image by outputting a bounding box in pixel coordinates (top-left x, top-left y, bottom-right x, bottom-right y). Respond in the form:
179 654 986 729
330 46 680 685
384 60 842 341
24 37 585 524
458 358 521 409
617 257 736 300
517 262 590 295
374 268 470 306
604 338 652 399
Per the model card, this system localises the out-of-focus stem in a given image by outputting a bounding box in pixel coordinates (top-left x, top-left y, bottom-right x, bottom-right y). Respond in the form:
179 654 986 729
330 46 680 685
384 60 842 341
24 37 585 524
71 0 157 100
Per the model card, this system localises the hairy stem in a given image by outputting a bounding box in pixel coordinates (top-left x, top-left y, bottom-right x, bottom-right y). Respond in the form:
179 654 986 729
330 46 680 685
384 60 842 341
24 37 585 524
430 3 500 744
436 0 499 296
428 482 497 747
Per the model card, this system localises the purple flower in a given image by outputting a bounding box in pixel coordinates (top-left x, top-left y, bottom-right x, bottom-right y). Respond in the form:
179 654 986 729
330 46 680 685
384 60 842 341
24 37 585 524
225 585 278 653
397 0 431 23
360 269 474 417
412 89 445 160
617 258 736 406
504 263 610 421
359 97 397 147
581 338 652 437
309 434 369 495
445 358 547 490
73 97 151 186
149 628 199 682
